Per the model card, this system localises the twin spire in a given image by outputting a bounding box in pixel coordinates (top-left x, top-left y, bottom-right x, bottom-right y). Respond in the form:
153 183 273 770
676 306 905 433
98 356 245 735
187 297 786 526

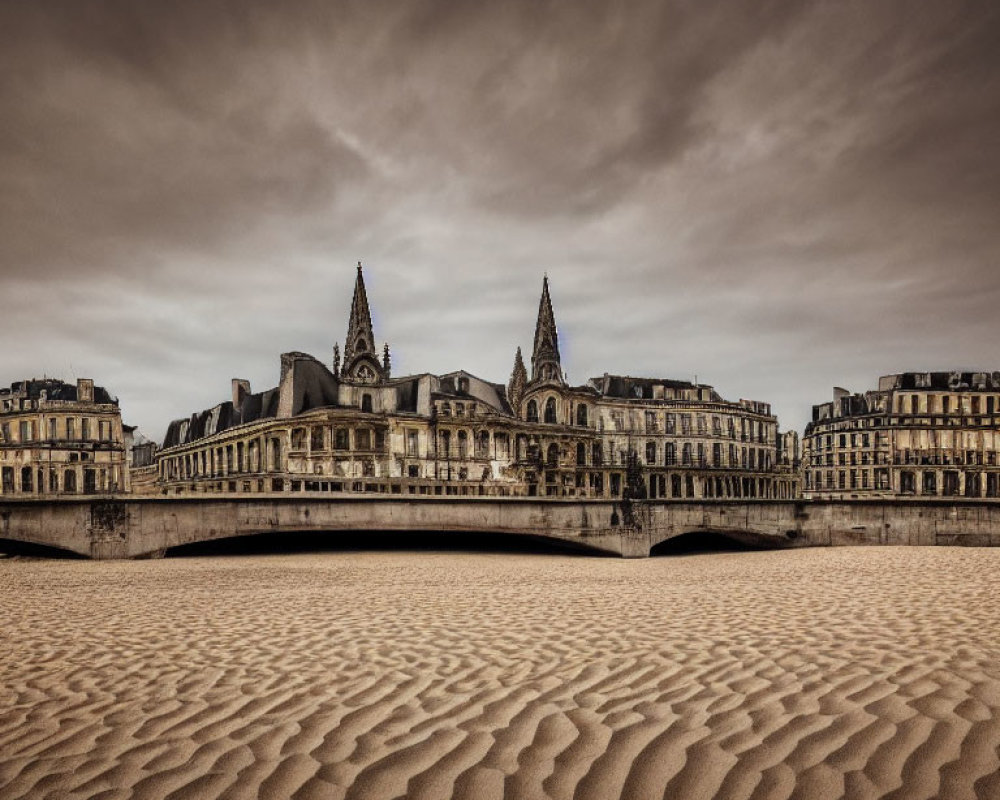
339 262 389 384
336 263 562 399
509 274 565 410
530 274 563 385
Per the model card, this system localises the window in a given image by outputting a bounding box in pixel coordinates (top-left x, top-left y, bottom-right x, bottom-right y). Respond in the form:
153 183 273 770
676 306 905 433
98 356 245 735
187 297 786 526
66 418 75 439
526 399 538 423
334 429 349 450
311 427 324 450
645 411 658 433
592 443 603 465
19 421 32 441
355 429 371 450
544 397 557 424
713 443 722 466
457 431 468 459
665 442 676 465
291 428 307 450
49 419 57 440
455 403 465 417
546 443 559 467
81 418 90 440
577 442 586 465
680 414 692 435
712 417 721 436
406 429 419 457
665 414 676 434
0 423 8 442
577 405 588 426
682 443 692 465
645 441 657 465
361 394 373 413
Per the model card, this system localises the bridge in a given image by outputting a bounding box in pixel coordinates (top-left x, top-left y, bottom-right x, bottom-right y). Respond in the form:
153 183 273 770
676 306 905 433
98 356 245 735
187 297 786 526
2 495 1000 559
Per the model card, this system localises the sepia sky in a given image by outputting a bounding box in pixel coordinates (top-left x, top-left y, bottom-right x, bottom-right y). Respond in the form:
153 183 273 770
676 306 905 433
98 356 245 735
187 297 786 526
2 1 998 441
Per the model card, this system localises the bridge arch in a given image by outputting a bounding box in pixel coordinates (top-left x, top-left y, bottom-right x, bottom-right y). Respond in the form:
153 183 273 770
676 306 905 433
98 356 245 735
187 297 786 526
165 528 615 558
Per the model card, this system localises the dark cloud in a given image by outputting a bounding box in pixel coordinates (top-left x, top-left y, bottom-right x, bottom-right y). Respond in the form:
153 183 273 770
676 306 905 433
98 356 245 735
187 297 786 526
0 0 998 439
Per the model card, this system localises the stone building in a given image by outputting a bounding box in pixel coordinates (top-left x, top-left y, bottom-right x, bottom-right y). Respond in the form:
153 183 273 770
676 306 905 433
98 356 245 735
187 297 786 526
803 372 1000 498
0 378 128 496
154 266 795 499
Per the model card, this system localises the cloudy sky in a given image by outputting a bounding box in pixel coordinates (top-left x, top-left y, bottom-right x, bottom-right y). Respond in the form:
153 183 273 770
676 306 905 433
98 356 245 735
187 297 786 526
2 1 998 441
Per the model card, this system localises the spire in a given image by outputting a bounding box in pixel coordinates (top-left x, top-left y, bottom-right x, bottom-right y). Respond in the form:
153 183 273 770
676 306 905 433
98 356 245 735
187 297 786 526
530 275 564 385
382 342 391 378
341 262 385 384
508 346 528 411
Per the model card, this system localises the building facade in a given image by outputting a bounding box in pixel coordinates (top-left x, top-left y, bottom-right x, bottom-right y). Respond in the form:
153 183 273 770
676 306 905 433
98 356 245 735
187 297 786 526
0 378 128 496
154 267 796 500
803 372 1000 498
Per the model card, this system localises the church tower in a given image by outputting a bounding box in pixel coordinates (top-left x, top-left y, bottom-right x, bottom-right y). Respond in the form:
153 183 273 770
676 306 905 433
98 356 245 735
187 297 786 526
530 275 565 385
341 262 387 384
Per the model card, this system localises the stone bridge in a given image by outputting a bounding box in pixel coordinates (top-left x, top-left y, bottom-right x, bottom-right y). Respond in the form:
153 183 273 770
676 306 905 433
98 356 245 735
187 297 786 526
2 496 1000 559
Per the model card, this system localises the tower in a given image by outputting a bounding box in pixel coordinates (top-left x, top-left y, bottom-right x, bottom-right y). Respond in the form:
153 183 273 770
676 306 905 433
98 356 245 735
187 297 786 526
530 275 565 385
341 262 386 384
508 346 527 411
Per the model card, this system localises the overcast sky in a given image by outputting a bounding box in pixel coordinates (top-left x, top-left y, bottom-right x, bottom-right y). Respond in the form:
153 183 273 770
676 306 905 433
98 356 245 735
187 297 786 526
2 1 998 442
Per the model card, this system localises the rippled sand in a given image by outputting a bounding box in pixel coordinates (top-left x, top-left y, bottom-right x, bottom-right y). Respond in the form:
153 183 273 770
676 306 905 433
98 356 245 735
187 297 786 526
2 545 1000 800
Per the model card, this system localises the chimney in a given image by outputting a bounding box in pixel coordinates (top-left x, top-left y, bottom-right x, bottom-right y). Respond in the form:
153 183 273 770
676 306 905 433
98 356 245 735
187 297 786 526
232 379 251 409
77 378 94 403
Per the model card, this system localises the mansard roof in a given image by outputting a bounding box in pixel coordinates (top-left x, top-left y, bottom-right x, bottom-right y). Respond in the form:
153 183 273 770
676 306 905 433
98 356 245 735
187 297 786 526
0 378 116 405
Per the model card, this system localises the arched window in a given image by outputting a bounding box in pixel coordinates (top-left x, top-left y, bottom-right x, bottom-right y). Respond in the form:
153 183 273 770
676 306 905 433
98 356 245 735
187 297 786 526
576 405 588 426
645 441 657 465
544 397 557 424
361 393 373 413
546 443 559 467
576 442 586 465
526 399 539 423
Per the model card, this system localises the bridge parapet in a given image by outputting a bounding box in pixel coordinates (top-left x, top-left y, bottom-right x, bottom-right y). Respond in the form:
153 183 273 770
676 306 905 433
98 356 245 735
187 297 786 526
1 496 999 559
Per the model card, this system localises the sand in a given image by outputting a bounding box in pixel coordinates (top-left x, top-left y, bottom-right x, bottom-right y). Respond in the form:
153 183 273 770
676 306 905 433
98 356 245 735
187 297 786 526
1 545 999 800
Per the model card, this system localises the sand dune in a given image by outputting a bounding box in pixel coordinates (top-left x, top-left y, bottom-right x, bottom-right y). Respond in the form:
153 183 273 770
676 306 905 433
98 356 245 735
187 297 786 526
1 546 999 799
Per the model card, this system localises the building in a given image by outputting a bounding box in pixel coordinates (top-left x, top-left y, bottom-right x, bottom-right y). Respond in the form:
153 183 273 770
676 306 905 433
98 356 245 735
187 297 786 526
153 266 795 499
0 378 128 496
802 372 1000 498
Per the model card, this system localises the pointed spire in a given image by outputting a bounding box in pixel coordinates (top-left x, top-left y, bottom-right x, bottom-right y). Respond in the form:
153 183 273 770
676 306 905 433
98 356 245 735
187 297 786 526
332 343 340 376
382 342 391 378
341 261 385 384
508 346 528 411
530 275 564 385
